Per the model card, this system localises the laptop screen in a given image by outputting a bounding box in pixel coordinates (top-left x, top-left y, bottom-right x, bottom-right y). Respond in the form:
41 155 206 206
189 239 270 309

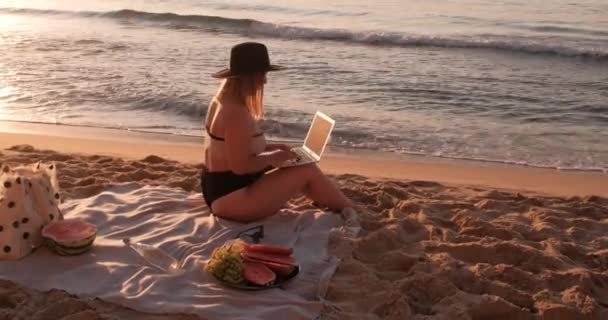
303 112 334 158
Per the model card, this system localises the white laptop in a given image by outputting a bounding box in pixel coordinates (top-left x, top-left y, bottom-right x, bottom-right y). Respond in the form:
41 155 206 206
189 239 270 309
281 111 335 167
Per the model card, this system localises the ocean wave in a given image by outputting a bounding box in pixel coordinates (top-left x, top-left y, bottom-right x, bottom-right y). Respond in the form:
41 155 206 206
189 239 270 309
512 24 608 37
2 7 608 61
203 1 368 17
0 7 255 29
249 23 608 60
120 94 205 117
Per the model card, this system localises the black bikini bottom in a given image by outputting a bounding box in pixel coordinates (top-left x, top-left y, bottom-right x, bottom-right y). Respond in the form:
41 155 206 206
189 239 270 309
200 167 266 208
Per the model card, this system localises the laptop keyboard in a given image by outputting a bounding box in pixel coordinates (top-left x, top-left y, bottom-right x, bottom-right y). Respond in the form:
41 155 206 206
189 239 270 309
285 148 308 164
294 148 307 160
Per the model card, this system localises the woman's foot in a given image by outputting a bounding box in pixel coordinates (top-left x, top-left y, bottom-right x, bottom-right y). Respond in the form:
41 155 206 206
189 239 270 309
340 207 361 237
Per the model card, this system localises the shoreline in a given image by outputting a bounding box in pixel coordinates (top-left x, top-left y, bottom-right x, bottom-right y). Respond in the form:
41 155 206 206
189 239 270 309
1 120 606 197
4 119 606 174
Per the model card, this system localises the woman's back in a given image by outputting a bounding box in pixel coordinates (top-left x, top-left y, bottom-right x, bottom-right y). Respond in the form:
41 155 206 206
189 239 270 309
203 99 266 173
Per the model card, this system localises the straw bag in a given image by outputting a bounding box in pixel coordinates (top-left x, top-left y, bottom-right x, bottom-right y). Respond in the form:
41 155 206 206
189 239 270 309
0 162 63 260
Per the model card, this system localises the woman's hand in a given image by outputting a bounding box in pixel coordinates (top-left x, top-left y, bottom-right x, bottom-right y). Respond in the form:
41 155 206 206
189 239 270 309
268 149 297 167
265 143 292 153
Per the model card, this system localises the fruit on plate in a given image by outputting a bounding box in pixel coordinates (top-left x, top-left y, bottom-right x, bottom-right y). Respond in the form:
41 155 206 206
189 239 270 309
242 262 276 286
41 218 97 256
204 241 245 284
241 250 296 266
241 243 293 255
204 240 297 287
241 254 295 276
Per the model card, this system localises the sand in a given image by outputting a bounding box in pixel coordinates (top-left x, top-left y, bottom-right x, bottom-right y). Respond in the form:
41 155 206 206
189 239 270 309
1 123 607 320
328 178 608 319
0 278 200 320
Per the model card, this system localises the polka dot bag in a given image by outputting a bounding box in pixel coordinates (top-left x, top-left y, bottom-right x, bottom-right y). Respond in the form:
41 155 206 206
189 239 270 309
0 162 63 260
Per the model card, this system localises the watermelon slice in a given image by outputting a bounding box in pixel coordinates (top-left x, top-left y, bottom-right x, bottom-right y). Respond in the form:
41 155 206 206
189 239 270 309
42 218 97 255
242 255 295 276
243 262 276 286
242 243 293 255
242 251 296 265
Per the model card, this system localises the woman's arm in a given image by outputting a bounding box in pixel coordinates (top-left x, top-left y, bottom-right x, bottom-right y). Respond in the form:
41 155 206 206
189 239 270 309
224 105 286 173
265 143 292 152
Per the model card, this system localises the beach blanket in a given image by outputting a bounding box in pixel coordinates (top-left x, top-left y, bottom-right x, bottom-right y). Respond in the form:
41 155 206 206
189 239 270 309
0 183 349 320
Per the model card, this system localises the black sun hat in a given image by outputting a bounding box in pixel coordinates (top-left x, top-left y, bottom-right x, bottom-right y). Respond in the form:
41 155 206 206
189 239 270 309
211 42 286 79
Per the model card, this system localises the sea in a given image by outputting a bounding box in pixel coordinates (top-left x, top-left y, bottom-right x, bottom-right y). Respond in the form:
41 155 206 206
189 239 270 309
0 0 607 171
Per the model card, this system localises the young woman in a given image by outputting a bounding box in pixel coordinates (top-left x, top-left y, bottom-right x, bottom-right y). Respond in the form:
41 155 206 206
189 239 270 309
201 42 354 222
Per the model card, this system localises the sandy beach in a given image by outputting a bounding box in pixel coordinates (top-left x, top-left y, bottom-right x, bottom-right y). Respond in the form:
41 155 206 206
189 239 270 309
2 0 607 318
1 121 607 320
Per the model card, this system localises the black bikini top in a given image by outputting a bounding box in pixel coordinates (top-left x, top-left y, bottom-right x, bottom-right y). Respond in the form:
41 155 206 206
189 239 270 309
206 126 263 141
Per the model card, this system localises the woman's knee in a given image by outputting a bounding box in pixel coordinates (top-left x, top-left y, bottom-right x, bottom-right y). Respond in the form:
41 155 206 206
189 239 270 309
276 163 320 180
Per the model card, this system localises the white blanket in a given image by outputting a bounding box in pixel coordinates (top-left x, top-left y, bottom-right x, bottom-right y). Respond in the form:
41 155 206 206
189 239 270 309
0 183 345 320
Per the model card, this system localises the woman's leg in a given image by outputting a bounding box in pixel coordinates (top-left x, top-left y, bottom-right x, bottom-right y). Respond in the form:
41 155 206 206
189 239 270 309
212 164 352 222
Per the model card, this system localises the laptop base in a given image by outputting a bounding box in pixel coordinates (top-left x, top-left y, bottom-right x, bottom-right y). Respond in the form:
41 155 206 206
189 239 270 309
278 147 317 168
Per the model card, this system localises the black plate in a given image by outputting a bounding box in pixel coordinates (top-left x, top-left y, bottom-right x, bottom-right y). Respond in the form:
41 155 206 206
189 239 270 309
212 265 300 291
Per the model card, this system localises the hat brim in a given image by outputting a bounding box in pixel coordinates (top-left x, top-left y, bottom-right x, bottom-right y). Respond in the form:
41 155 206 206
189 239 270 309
211 65 286 79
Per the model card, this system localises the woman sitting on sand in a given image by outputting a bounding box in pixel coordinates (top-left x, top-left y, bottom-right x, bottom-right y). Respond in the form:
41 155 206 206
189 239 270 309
201 42 354 222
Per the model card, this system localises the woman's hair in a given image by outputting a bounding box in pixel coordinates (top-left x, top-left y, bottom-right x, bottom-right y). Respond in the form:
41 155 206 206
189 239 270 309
214 73 265 119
